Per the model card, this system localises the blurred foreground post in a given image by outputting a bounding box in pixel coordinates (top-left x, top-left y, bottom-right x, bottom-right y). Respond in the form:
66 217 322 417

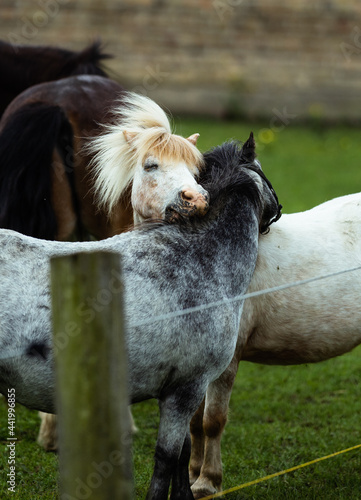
51 251 133 499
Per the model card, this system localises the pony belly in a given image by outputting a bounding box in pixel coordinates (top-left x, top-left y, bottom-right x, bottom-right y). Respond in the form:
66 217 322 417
241 328 361 366
0 366 55 414
127 319 240 403
242 259 361 367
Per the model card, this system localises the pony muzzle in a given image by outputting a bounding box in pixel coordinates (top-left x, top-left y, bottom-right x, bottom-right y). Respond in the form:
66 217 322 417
165 189 210 222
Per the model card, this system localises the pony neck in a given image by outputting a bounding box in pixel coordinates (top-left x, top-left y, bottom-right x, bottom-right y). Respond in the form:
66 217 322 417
185 194 260 294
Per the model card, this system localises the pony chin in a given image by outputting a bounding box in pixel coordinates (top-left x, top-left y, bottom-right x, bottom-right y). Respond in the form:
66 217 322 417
165 209 181 223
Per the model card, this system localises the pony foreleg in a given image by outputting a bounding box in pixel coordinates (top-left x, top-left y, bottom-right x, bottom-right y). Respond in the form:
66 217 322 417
147 385 205 500
191 357 239 499
170 432 193 500
189 398 205 485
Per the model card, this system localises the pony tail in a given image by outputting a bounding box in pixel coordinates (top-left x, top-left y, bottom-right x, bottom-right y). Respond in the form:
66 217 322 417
0 102 73 239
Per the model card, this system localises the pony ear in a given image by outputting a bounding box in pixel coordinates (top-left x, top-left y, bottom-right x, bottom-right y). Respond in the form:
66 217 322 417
187 133 200 146
241 132 256 163
123 130 138 145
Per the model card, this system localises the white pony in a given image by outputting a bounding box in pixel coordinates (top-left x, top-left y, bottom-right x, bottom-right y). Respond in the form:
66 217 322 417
190 191 361 498
88 91 209 225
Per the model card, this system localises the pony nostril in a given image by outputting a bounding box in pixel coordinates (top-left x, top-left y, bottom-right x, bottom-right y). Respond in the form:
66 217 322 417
180 189 208 205
181 190 196 202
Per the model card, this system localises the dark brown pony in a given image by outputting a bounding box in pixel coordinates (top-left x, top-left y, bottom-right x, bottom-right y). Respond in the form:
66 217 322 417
0 40 110 117
0 75 207 242
0 75 129 240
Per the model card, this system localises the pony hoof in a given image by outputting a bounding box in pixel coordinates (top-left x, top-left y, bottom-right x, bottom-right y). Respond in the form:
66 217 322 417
189 471 200 486
191 478 218 499
37 436 58 452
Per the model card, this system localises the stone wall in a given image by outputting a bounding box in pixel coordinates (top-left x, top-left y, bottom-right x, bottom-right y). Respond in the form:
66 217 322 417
1 0 361 121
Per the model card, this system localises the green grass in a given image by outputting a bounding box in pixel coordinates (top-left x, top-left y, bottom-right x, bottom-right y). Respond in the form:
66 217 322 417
174 117 361 213
1 118 361 499
0 398 59 499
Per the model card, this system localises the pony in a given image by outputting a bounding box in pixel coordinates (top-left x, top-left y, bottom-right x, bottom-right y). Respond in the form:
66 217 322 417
0 137 281 499
0 75 209 240
0 39 110 117
0 75 209 451
189 191 361 498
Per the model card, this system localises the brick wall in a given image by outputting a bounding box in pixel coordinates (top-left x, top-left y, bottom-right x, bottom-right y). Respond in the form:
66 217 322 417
1 0 361 121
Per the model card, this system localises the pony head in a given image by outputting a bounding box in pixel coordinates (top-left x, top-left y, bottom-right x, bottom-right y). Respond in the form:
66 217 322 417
89 92 209 223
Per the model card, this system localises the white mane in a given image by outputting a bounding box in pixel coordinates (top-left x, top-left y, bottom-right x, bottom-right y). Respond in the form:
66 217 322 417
88 92 203 214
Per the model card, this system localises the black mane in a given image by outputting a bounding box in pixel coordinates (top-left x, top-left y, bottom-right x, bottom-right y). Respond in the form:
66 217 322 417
0 40 112 117
0 39 111 79
200 140 260 202
196 139 281 233
202 140 282 232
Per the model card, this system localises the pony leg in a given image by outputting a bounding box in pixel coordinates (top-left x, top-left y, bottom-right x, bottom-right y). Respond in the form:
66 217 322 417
170 432 193 500
189 398 205 485
37 407 136 452
146 385 204 500
191 356 239 499
129 408 138 434
37 412 58 451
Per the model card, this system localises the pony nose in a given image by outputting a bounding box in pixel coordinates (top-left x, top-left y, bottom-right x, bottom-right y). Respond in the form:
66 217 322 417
180 188 209 215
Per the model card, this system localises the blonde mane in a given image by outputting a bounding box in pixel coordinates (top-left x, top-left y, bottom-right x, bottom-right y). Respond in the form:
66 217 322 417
88 92 204 214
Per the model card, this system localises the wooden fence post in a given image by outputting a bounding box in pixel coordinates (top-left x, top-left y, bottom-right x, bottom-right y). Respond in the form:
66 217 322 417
51 251 133 500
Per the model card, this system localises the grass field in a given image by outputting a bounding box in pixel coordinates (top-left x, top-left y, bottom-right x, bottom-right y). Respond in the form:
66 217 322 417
1 118 361 499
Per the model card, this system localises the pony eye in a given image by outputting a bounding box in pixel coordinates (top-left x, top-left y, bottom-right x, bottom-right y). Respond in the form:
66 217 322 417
143 162 159 172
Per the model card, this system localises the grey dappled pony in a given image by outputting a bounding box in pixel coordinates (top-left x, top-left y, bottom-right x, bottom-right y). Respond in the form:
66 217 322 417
0 136 281 499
